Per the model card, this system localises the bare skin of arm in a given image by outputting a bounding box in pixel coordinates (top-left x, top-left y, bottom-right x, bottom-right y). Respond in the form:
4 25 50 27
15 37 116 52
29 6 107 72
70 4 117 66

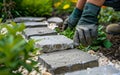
76 0 105 10
76 0 86 10
87 0 105 6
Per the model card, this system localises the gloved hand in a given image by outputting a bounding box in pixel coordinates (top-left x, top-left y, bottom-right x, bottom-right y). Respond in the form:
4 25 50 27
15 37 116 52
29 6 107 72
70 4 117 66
73 25 98 46
63 18 78 30
73 2 101 46
62 8 82 31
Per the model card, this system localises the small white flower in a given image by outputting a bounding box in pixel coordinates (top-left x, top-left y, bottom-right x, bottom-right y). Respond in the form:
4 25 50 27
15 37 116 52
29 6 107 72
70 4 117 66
1 28 8 35
48 23 58 30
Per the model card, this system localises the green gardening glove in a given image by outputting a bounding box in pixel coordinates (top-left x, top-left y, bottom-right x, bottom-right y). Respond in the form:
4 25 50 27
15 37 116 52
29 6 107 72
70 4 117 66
62 8 82 30
73 3 100 46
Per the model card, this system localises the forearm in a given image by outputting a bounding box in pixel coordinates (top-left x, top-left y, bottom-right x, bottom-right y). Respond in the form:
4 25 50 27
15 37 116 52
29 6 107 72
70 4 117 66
76 0 87 10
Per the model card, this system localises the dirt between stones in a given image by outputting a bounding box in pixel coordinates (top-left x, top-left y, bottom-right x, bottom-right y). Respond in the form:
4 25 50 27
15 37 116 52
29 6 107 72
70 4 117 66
99 34 120 60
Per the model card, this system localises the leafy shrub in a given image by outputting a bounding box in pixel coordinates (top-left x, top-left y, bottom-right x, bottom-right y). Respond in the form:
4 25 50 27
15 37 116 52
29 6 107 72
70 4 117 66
59 25 112 51
0 20 39 75
0 0 16 20
15 0 53 17
78 25 112 51
98 7 120 24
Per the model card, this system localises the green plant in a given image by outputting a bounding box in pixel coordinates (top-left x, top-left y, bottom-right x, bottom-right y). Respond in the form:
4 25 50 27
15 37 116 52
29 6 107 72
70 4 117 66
0 20 39 75
15 0 53 17
0 0 19 20
78 25 113 51
98 7 120 24
58 25 112 51
56 28 75 39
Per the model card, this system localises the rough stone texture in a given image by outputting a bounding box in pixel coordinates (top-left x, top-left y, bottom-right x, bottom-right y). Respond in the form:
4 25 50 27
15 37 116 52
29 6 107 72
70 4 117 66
31 35 74 52
47 17 63 26
24 27 57 38
14 17 46 22
65 65 120 75
38 49 98 75
18 22 48 28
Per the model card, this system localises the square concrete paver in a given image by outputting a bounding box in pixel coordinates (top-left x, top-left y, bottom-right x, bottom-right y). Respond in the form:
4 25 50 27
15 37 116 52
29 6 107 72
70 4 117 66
14 17 46 22
38 49 98 74
18 22 48 28
24 27 57 38
65 65 120 75
31 35 74 52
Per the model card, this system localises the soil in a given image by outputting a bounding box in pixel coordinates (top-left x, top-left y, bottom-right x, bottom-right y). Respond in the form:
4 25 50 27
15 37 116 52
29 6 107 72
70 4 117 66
99 34 120 60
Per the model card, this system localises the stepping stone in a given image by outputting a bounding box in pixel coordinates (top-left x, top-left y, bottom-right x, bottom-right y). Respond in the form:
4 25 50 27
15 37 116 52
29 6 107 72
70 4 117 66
24 27 57 38
18 22 48 28
38 49 98 75
47 17 63 26
65 65 120 75
14 17 46 22
31 35 73 52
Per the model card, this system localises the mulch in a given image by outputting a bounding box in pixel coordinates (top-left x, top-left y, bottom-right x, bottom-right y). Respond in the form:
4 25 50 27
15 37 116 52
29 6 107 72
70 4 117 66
99 34 120 60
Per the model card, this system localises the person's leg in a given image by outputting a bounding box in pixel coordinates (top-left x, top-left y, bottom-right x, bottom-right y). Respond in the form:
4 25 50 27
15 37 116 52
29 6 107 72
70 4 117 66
63 0 86 30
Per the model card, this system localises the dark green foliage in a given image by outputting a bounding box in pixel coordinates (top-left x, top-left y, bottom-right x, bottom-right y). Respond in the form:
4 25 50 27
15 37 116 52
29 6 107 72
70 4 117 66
0 0 53 20
78 25 113 51
103 39 113 48
15 0 53 17
60 28 75 39
0 21 39 75
0 0 19 20
58 25 113 51
98 7 120 24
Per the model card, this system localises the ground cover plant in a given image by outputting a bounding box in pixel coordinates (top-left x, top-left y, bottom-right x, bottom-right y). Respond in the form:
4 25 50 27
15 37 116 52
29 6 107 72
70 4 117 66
58 7 120 52
0 20 39 75
57 6 120 60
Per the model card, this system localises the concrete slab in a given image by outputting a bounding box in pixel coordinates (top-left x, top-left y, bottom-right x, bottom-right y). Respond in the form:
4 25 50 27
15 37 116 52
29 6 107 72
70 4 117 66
24 27 57 38
65 65 120 75
47 17 63 26
14 17 46 22
31 35 74 52
18 22 48 28
38 49 98 74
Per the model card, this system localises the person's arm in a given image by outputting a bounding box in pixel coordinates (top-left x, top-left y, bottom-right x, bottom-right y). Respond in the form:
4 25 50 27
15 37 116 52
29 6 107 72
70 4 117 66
74 0 105 46
62 0 86 30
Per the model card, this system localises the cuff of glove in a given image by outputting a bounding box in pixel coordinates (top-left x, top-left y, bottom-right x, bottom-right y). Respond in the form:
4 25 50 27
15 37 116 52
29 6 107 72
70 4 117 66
71 8 83 17
67 8 82 28
83 2 100 18
77 3 100 25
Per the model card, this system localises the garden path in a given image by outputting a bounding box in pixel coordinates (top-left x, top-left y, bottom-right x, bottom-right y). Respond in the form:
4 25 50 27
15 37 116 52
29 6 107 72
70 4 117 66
14 17 120 75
